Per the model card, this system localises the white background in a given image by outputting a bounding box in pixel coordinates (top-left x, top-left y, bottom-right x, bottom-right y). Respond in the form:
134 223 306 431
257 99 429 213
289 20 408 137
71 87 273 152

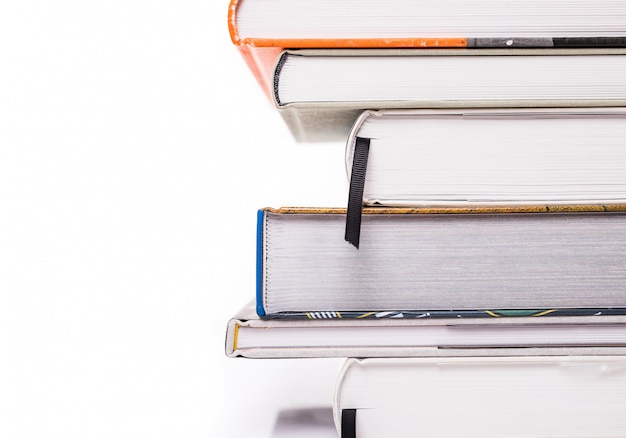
0 1 347 437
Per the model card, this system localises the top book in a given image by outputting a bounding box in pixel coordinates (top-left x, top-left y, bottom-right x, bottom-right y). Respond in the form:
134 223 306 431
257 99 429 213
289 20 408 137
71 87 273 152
228 0 626 99
229 0 626 47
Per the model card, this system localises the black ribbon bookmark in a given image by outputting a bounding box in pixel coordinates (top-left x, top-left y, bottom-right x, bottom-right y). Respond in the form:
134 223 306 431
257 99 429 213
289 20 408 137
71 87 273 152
341 409 357 438
345 137 370 249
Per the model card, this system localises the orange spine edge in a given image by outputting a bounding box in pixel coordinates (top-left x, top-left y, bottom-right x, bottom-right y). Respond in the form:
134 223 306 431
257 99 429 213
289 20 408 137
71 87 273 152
236 45 282 102
240 38 468 49
227 0 240 44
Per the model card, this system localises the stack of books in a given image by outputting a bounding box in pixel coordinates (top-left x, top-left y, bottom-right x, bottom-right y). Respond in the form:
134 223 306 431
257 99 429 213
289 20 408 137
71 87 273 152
225 1 626 436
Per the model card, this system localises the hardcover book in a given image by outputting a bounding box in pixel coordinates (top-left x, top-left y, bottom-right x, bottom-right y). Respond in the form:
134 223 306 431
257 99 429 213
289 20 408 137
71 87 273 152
346 107 626 207
256 206 626 319
334 356 626 438
226 300 626 359
342 107 626 246
272 48 626 141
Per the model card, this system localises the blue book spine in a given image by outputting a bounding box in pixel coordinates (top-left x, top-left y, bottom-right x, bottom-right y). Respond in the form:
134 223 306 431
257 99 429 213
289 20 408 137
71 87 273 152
256 209 266 317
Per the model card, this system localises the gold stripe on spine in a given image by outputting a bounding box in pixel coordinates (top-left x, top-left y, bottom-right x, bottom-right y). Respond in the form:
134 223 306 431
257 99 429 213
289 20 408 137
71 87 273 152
267 204 626 216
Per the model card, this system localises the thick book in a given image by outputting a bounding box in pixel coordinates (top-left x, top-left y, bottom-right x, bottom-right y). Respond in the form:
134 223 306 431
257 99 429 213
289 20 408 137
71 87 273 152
256 206 626 319
346 107 626 207
343 107 626 246
272 48 626 141
226 300 626 359
228 0 626 100
334 356 626 438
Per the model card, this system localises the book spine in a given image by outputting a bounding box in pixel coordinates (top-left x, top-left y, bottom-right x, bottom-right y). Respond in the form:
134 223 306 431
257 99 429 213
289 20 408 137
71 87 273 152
273 51 289 106
227 0 241 44
256 209 266 317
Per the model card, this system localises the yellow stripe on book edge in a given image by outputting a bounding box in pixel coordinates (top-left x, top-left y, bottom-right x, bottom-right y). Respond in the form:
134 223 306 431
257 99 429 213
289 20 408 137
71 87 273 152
533 309 558 317
484 310 502 317
269 204 626 216
233 324 239 351
356 312 376 319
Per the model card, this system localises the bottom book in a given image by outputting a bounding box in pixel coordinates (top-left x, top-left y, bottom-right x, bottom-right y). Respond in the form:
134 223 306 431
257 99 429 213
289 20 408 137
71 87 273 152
334 356 626 438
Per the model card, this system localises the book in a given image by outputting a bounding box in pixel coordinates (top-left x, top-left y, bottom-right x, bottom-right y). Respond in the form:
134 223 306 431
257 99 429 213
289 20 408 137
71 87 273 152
226 300 626 359
272 48 626 141
228 0 626 100
333 356 626 438
347 107 626 208
256 206 626 319
343 107 626 246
